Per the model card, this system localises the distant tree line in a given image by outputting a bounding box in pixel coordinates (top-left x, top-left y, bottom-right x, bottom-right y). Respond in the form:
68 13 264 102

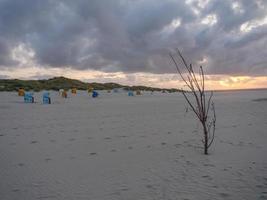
0 76 182 93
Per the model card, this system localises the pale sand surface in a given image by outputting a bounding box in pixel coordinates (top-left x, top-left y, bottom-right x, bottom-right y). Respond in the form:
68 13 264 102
0 90 267 200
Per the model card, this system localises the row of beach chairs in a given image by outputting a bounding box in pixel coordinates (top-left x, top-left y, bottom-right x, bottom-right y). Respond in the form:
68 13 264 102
23 92 51 104
18 88 141 104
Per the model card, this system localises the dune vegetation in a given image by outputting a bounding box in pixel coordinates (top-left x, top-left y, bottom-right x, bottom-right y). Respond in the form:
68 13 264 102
0 76 180 93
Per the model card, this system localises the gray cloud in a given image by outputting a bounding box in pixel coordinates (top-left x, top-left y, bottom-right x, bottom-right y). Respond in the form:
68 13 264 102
0 0 266 75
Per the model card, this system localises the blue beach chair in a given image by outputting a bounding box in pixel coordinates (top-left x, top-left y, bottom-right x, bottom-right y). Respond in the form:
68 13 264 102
43 92 51 104
92 90 99 98
24 92 34 103
128 91 134 96
113 88 118 93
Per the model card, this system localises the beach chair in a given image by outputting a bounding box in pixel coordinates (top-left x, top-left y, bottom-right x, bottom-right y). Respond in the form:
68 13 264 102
59 89 64 95
92 90 99 98
88 87 94 93
18 88 25 96
43 92 51 104
71 88 77 94
24 92 34 103
62 90 67 98
128 91 134 96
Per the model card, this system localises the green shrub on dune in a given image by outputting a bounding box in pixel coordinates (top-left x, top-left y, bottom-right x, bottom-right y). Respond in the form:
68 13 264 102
0 76 181 92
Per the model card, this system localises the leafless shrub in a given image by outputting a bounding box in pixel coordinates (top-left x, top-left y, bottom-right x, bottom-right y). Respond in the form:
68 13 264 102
169 49 216 155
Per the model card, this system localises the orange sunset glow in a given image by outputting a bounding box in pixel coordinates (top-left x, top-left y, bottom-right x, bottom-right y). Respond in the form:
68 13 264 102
0 66 266 90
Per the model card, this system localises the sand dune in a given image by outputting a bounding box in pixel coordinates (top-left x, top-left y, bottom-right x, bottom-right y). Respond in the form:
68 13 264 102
0 90 267 200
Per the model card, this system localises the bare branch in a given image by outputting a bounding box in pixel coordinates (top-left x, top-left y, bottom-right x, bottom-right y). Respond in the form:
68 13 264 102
169 49 216 155
169 53 192 90
208 103 216 148
206 91 213 116
181 91 201 120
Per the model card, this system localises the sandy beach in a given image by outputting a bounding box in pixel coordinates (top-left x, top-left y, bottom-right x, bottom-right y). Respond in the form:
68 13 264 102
0 90 267 200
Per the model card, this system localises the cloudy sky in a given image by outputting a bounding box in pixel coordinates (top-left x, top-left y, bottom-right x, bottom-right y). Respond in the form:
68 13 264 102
0 0 267 89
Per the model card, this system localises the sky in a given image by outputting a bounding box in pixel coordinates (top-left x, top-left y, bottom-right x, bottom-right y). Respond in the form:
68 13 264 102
0 0 267 90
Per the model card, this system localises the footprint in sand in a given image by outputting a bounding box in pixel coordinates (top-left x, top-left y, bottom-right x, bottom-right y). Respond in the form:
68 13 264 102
45 158 52 162
161 142 167 145
219 193 230 198
203 163 215 167
87 137 93 140
146 184 154 189
12 189 20 192
174 144 182 148
117 135 128 138
18 163 24 167
0 134 4 137
50 139 56 143
9 142 16 146
109 191 121 196
259 195 267 199
128 146 133 150
68 138 76 142
202 175 213 180
89 152 97 156
236 171 243 176
167 131 172 134
30 140 38 144
110 149 117 152
104 137 111 140
120 186 129 192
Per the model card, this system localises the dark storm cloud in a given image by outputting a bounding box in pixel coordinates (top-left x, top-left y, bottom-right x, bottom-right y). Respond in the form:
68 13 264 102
0 0 266 75
0 37 17 66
